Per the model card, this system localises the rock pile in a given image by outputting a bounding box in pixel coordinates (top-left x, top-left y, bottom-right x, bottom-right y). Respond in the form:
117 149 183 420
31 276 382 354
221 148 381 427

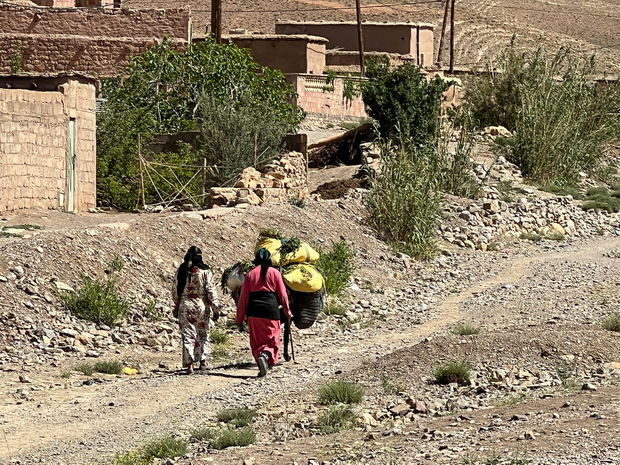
211 151 308 208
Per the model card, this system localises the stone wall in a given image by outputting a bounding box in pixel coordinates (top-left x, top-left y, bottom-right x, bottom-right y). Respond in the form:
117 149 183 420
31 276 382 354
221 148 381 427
0 76 96 213
0 34 186 76
289 74 367 119
210 151 308 208
0 4 190 40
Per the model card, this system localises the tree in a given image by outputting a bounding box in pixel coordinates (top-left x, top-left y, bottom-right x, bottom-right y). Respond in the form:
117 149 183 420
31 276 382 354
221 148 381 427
361 57 450 147
97 38 304 210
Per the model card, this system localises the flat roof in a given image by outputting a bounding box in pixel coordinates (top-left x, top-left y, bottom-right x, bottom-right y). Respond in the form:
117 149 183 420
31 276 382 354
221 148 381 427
225 34 329 43
276 20 435 28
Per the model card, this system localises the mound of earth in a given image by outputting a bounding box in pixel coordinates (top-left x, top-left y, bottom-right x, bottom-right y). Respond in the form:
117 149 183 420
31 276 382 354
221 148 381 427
313 177 368 199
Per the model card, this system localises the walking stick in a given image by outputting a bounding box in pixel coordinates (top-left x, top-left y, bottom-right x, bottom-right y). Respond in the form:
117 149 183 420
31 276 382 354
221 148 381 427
288 318 297 364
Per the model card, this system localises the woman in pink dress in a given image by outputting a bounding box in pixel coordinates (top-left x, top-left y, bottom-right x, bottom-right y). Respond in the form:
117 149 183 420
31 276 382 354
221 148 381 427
236 248 292 377
173 246 221 374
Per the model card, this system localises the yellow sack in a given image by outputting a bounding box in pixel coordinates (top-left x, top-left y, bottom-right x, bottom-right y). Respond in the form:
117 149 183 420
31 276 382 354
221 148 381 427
254 237 282 266
282 263 324 293
122 367 139 375
279 242 320 266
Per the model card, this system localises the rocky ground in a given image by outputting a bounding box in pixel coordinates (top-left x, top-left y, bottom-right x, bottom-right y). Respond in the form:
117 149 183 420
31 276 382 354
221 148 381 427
2 166 620 464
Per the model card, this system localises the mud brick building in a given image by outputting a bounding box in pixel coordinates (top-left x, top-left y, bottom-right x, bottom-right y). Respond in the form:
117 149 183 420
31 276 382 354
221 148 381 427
0 74 97 213
0 3 191 77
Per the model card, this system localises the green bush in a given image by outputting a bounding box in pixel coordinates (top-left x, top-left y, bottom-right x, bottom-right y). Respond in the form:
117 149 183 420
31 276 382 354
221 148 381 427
580 187 620 213
216 408 257 427
191 427 256 449
541 184 583 200
142 435 187 460
323 300 346 316
364 142 443 259
316 241 355 297
109 450 151 465
520 231 542 242
362 57 449 146
93 360 123 375
602 313 620 332
319 380 364 405
210 329 230 345
464 44 620 185
60 275 129 327
452 323 481 336
318 405 357 435
433 360 472 386
74 362 94 376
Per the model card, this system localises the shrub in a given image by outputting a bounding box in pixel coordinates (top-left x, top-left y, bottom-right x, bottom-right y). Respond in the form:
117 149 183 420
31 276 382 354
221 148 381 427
317 405 356 434
602 313 620 332
541 184 583 200
210 329 230 345
93 360 123 375
216 408 257 427
319 380 364 405
109 450 151 465
192 427 256 449
316 241 355 297
323 300 346 316
580 187 620 213
60 275 128 327
364 141 443 259
362 57 449 146
142 435 187 459
464 44 620 185
452 323 481 336
74 362 94 376
288 197 306 209
520 231 542 242
433 360 472 386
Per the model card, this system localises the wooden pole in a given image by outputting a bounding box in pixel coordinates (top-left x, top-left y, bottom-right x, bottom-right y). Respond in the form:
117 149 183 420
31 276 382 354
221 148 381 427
211 0 222 44
449 0 455 74
437 0 450 65
138 133 146 208
355 0 365 76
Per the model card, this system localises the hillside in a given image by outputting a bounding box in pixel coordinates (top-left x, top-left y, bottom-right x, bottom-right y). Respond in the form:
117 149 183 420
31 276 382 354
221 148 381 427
124 0 620 73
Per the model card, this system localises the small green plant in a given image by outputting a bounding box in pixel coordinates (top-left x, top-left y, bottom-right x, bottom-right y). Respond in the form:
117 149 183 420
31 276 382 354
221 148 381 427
210 345 231 360
495 393 527 406
319 379 364 405
316 240 355 297
190 427 217 443
581 186 620 212
323 300 346 316
258 228 283 240
278 236 301 257
10 40 22 74
142 435 187 459
519 231 542 242
496 180 515 203
93 360 123 375
210 329 230 345
433 360 472 386
547 232 565 241
343 75 362 102
2 224 44 231
109 450 151 465
318 405 356 434
216 408 257 427
288 197 306 208
192 427 255 449
452 323 481 336
542 183 583 199
74 362 94 376
108 255 125 274
60 370 72 379
144 299 163 321
602 313 620 332
322 69 337 92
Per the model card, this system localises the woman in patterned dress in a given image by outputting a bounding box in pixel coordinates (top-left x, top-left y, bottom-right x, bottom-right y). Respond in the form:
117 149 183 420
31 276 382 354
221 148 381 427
173 246 221 374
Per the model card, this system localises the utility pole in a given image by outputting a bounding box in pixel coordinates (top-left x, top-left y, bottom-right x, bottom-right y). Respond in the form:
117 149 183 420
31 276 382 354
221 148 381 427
449 0 455 74
211 0 222 44
436 0 450 65
355 0 365 76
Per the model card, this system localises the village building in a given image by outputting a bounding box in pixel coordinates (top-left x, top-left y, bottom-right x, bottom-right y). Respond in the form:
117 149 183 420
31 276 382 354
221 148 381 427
0 73 97 213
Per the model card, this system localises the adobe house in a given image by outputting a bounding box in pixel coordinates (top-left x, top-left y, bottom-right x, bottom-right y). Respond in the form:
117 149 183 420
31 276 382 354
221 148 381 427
224 34 328 75
276 21 435 66
31 0 121 7
0 3 191 77
0 73 97 213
